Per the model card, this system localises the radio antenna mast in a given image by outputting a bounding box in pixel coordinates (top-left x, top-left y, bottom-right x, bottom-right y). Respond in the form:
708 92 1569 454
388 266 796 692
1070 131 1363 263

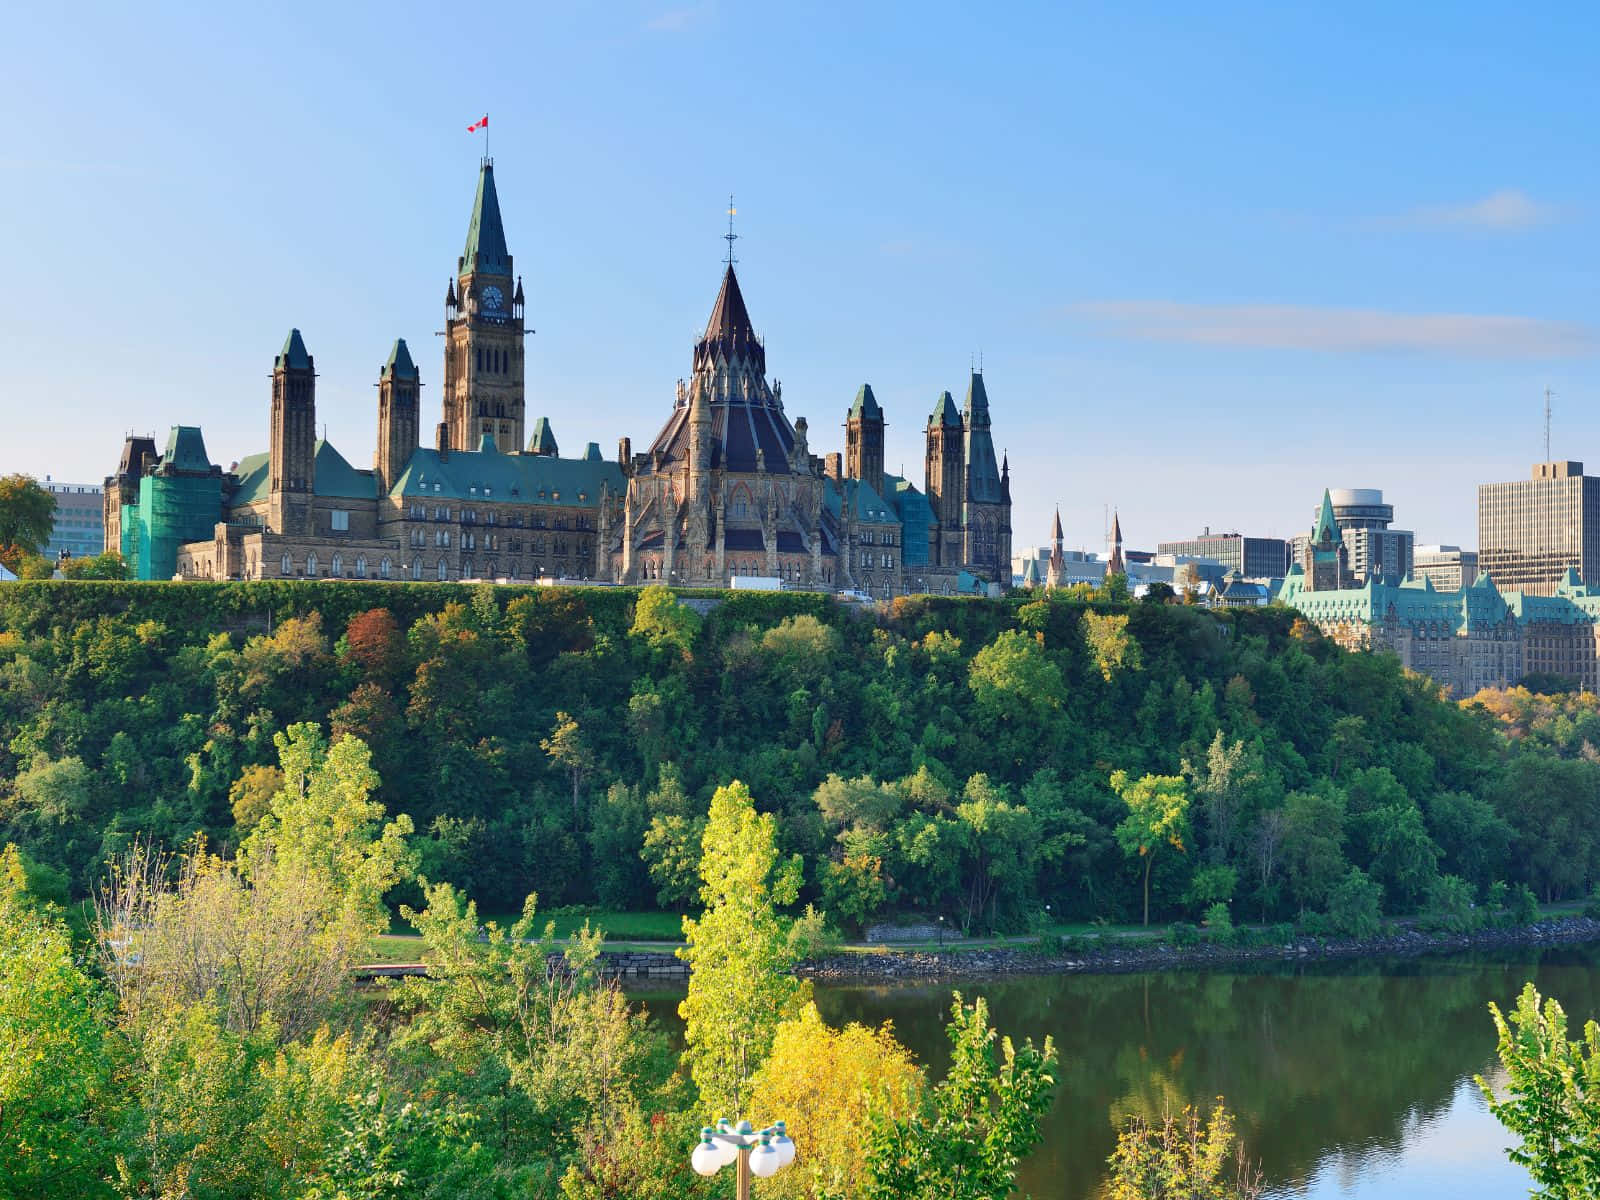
1545 386 1556 462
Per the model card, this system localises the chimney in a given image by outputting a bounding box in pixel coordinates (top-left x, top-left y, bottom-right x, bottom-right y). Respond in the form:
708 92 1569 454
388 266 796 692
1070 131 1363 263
618 436 631 464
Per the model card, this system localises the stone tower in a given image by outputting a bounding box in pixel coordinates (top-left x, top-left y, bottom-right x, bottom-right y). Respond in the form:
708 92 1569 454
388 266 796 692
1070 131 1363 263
1107 510 1126 577
269 328 316 536
1047 506 1066 589
961 370 1007 580
375 338 420 495
1301 489 1351 590
925 390 965 567
442 159 526 454
845 383 886 498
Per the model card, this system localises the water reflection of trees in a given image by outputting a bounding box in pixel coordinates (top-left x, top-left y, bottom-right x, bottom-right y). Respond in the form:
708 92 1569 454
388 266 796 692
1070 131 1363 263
813 951 1600 1200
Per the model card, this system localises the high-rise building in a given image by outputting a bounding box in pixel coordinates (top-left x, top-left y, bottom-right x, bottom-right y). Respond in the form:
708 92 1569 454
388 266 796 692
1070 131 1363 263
1291 488 1412 582
1156 530 1289 578
41 478 105 560
1478 461 1600 596
1413 545 1478 592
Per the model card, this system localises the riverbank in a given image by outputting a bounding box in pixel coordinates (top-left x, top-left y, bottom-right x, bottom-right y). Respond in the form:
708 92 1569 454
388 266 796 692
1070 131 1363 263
795 915 1600 982
358 916 1600 985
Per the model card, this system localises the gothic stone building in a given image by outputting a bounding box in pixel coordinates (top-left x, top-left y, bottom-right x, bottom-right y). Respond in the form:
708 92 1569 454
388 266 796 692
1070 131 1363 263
108 159 1011 595
1279 488 1600 696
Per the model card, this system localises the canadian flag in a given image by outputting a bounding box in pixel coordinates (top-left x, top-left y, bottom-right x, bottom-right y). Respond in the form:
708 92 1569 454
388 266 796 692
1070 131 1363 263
467 115 488 132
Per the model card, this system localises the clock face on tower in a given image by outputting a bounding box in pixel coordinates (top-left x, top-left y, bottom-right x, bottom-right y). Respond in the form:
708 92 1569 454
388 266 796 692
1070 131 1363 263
481 285 504 313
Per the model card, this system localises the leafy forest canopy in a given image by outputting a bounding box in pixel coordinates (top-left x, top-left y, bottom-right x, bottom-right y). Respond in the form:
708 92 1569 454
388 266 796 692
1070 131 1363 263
1 579 1597 932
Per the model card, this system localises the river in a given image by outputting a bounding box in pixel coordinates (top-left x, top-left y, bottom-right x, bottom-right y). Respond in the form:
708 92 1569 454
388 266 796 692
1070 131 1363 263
638 945 1600 1198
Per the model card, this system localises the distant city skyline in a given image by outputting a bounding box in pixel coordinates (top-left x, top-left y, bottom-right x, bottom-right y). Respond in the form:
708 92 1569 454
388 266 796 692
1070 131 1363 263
2 3 1595 553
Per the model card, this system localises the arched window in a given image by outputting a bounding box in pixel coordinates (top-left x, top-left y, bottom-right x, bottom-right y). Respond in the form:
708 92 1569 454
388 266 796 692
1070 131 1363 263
355 554 367 579
486 560 497 579
281 553 292 576
411 557 423 580
379 557 392 579
437 559 448 581
305 551 318 577
331 552 344 577
461 558 473 579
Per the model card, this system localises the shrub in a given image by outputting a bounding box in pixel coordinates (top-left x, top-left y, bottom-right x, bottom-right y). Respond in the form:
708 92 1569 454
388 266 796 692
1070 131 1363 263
1508 883 1540 926
1584 885 1600 921
1323 867 1383 939
1422 874 1477 934
1168 921 1201 947
1202 902 1236 945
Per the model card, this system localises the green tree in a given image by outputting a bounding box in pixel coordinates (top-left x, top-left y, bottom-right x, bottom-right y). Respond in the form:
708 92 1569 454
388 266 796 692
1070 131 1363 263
1083 610 1143 682
678 781 810 1118
1477 983 1600 1198
58 551 129 580
629 585 701 659
1323 866 1383 938
858 993 1057 1200
543 710 595 821
1111 770 1191 926
0 473 56 569
0 857 119 1198
394 883 652 1174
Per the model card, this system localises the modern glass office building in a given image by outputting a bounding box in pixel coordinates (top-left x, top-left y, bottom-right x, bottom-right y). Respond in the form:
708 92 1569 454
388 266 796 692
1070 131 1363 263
1478 461 1600 597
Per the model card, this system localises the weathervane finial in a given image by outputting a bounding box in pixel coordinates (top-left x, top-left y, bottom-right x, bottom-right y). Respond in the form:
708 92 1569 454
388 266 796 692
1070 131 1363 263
724 194 739 268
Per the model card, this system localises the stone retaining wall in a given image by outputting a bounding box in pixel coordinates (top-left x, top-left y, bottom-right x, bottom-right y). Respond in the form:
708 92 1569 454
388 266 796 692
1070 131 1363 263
798 917 1600 982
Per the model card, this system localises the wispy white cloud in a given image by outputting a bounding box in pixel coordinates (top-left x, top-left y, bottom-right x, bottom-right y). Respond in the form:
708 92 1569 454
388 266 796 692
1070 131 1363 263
644 5 706 32
1069 300 1597 358
1378 188 1556 231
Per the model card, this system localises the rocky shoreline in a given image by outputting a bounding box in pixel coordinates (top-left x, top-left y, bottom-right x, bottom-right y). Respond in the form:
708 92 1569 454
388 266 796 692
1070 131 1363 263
793 915 1600 983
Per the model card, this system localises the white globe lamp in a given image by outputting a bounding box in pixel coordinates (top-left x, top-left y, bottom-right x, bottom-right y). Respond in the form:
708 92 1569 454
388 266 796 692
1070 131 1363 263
772 1121 796 1168
691 1129 722 1177
749 1135 782 1179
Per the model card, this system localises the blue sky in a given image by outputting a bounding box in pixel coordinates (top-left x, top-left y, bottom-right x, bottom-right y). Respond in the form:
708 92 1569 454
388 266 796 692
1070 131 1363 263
1 1 1595 553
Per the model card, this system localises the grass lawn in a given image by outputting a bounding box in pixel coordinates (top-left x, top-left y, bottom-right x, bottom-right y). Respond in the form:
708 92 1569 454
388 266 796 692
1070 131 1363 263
383 908 686 943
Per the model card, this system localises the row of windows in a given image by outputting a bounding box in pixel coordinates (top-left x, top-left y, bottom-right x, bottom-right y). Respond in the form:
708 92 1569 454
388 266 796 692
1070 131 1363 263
401 504 589 530
476 347 515 374
276 552 391 579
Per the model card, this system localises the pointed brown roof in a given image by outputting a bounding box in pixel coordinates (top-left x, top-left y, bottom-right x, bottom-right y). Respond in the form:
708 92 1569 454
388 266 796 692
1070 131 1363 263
695 265 765 374
1052 507 1063 541
1111 510 1123 544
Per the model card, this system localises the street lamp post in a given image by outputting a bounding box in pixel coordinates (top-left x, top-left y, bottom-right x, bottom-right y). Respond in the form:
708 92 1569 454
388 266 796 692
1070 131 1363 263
691 1118 795 1199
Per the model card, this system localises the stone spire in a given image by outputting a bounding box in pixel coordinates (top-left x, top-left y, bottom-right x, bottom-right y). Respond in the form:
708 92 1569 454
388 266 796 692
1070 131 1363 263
1107 510 1125 577
962 371 1002 503
695 264 765 376
1047 506 1066 589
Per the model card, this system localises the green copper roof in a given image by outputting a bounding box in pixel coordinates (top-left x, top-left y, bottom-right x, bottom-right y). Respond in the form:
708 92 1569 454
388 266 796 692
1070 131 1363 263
276 329 312 370
1312 489 1339 543
389 445 624 508
528 417 558 456
382 338 418 381
477 432 500 454
849 383 882 421
313 440 378 500
224 440 376 507
160 426 214 474
583 442 603 462
929 390 960 427
229 452 270 506
461 161 511 276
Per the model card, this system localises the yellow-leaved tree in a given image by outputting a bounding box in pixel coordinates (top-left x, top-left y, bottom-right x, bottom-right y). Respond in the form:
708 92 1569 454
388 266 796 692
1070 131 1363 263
748 1003 925 1199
